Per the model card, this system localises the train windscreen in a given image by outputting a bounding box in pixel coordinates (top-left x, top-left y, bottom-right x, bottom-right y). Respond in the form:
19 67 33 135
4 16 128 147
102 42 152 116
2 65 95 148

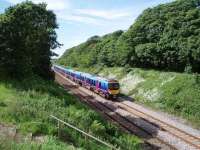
108 83 119 90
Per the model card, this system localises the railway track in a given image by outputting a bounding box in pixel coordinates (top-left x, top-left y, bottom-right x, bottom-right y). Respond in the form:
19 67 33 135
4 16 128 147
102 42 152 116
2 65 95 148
116 100 200 150
55 71 200 150
57 73 170 150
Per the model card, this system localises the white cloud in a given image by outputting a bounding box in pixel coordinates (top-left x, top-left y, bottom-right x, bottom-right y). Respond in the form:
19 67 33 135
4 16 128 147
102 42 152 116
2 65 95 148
58 13 103 25
75 9 132 20
57 8 134 25
6 0 133 25
7 0 70 11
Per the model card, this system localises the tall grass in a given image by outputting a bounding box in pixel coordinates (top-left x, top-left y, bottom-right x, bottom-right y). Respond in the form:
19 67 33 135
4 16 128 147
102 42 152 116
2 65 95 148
0 136 79 150
0 76 141 150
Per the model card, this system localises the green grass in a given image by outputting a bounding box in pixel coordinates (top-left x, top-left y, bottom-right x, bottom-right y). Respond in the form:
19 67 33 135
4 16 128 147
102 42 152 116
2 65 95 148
0 136 79 150
76 66 200 128
0 76 141 150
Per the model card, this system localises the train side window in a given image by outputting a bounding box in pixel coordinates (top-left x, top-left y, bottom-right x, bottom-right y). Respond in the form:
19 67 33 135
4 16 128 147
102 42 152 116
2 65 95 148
92 80 94 86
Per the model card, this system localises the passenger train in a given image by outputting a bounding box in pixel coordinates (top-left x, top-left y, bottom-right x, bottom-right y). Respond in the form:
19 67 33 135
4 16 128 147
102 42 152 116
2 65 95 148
53 65 120 99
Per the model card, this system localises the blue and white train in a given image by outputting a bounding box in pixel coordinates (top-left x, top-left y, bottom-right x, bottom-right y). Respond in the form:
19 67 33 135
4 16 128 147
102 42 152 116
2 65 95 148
53 65 120 99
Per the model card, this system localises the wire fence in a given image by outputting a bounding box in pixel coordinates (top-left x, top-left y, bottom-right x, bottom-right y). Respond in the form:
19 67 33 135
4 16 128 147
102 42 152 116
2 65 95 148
50 115 116 150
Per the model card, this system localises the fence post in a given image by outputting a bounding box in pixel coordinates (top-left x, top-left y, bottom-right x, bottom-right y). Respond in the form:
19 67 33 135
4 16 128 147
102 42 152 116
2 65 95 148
57 120 60 138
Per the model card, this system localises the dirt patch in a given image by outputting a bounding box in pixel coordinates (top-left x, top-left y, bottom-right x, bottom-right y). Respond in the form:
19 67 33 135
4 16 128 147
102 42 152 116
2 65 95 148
0 123 16 140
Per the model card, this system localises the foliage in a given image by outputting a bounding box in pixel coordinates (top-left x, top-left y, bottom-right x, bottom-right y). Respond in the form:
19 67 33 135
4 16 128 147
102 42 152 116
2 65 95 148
0 76 141 150
0 1 60 79
58 30 123 67
58 0 200 73
0 136 80 150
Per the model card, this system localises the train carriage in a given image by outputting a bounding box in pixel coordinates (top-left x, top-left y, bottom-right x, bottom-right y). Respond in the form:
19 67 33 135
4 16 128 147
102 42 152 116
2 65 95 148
53 65 120 99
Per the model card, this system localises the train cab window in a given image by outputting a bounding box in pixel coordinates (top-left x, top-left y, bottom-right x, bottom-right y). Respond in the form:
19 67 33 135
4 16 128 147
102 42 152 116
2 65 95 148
108 83 119 90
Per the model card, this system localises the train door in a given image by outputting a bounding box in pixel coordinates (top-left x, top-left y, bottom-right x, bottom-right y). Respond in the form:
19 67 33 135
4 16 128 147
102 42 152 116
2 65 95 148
96 81 99 90
96 81 102 93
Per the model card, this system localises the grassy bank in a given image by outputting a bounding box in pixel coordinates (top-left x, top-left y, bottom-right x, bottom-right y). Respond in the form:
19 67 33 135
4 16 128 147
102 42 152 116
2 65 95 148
0 136 78 150
78 66 200 128
0 76 141 150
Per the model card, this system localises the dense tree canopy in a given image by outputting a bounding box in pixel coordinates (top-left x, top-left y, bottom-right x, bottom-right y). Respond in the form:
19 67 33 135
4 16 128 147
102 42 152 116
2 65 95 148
0 1 60 79
58 0 200 73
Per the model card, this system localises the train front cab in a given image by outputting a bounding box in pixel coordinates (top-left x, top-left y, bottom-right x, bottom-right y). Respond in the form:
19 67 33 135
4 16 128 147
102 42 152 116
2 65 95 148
96 80 120 99
107 81 120 99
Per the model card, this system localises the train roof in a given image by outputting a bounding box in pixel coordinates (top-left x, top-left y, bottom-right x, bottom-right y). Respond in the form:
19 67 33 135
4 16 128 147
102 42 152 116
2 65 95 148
95 76 108 82
54 65 119 83
95 76 119 83
54 65 63 69
81 72 91 77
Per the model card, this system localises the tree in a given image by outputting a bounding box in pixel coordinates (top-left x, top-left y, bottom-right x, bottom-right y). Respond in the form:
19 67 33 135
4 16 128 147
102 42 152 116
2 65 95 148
0 1 60 79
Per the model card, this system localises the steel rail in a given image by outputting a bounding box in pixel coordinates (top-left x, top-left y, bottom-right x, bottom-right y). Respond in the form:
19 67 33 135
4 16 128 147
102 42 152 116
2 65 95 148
116 100 200 149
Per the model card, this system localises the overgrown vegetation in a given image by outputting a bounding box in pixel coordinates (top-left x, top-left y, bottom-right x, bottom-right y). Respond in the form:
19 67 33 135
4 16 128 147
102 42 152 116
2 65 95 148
80 66 200 128
0 76 141 150
0 1 60 79
0 136 78 150
58 0 200 73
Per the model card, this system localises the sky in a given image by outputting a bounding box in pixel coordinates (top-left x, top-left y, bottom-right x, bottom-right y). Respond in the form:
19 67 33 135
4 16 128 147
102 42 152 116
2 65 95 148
0 0 174 57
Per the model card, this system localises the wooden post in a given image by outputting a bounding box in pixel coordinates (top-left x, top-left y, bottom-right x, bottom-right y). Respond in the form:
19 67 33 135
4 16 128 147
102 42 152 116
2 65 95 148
57 120 60 138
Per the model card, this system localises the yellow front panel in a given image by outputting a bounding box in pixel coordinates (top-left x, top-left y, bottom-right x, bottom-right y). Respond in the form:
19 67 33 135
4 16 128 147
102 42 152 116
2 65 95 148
109 90 120 95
